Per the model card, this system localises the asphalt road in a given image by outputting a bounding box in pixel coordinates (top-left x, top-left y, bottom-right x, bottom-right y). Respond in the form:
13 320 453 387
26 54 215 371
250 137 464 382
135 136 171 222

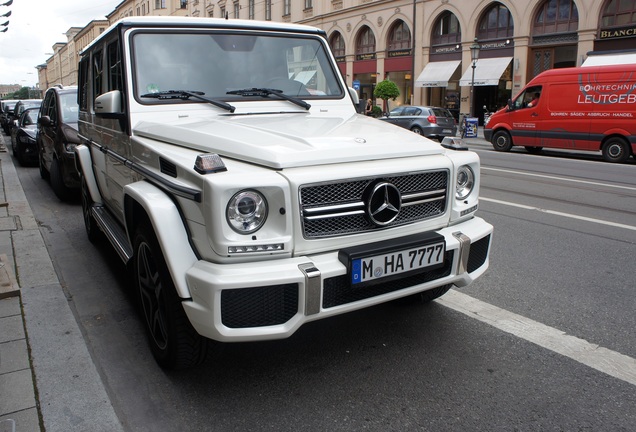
13 138 636 431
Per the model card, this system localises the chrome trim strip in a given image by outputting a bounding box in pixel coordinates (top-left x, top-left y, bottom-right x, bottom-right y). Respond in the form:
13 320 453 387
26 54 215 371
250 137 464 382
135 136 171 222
402 196 446 207
304 209 366 220
303 201 364 214
402 188 447 200
299 263 322 315
452 232 471 274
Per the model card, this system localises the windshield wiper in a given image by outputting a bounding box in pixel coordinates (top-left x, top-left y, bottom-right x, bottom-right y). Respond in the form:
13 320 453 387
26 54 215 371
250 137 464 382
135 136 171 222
226 88 311 110
140 90 235 113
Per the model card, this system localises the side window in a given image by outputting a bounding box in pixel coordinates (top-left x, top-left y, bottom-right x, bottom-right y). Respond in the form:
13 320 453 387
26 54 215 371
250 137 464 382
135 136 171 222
107 41 123 92
93 49 104 102
42 91 53 119
514 86 542 109
50 93 59 124
78 58 89 111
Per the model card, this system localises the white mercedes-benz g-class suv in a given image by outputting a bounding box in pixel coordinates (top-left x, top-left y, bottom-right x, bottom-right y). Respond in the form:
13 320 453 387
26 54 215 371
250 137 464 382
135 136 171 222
75 17 493 369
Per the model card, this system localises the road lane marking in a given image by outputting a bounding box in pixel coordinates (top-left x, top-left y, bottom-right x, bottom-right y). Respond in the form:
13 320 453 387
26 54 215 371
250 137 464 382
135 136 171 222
438 290 636 387
480 197 636 231
482 167 636 191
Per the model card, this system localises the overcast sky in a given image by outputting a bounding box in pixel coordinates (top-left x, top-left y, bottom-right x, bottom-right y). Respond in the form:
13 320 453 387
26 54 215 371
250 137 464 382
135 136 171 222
0 0 120 88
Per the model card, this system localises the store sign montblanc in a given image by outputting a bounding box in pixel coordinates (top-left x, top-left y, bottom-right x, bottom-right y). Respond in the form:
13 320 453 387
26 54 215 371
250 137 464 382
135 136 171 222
600 25 636 40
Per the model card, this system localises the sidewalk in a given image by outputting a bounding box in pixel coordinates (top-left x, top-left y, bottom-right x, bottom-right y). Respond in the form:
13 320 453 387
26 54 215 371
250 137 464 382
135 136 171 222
0 132 123 432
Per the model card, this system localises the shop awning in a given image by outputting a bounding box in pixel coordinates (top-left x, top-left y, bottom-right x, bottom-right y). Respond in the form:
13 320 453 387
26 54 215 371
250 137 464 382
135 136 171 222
459 57 512 86
415 60 461 87
582 52 636 66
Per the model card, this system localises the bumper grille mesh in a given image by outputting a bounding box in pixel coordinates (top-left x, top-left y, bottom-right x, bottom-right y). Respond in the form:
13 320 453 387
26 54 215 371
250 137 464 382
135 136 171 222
467 234 491 273
323 250 454 308
221 284 298 328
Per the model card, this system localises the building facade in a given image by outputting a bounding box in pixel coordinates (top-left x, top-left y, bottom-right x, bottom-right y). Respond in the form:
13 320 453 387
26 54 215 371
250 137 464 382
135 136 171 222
37 0 636 123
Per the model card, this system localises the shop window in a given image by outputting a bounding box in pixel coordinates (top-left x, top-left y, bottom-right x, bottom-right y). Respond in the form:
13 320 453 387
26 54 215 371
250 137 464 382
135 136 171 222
330 32 345 58
478 4 514 40
356 26 376 58
533 0 578 34
601 0 636 27
432 11 461 45
388 20 411 52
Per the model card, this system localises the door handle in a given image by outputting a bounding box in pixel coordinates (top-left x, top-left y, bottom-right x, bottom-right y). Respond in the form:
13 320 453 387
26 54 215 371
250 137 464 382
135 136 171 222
531 112 538 117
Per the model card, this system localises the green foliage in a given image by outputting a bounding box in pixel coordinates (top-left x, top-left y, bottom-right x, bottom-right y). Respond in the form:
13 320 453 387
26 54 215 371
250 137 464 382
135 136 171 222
373 79 400 102
6 87 34 99
371 105 382 118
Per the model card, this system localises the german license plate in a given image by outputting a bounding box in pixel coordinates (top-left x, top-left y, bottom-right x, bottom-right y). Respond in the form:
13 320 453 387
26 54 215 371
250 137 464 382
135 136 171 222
442 129 452 133
350 241 445 285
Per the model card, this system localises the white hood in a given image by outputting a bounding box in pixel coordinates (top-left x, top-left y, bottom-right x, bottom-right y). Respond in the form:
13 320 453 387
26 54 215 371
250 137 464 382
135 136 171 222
133 112 445 169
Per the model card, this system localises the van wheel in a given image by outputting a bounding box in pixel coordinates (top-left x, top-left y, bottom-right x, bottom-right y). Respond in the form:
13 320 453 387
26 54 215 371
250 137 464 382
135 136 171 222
492 130 513 152
602 137 630 163
525 146 543 154
133 220 208 369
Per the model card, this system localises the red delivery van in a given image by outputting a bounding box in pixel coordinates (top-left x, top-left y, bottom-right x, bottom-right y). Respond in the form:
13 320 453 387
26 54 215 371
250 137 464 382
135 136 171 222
484 64 636 163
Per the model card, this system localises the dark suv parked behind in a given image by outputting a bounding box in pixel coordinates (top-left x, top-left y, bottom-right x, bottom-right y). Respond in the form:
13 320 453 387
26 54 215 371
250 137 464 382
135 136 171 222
379 105 457 142
37 85 80 200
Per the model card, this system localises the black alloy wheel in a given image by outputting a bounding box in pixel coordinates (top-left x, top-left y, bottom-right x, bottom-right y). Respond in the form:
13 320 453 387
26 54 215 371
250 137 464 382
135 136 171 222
133 220 208 369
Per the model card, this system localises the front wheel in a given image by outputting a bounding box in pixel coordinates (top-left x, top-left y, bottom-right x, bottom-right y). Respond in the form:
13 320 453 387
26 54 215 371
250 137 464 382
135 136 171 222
39 149 50 180
50 158 71 201
133 220 208 369
602 137 631 163
492 130 513 152
81 176 102 243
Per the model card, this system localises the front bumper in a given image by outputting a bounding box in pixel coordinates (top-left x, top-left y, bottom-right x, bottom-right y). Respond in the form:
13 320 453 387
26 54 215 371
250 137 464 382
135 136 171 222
182 216 493 342
484 129 493 141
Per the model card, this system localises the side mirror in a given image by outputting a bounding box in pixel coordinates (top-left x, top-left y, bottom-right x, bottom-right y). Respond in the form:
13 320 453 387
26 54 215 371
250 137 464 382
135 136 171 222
348 87 360 106
95 90 123 116
506 98 513 111
38 115 53 127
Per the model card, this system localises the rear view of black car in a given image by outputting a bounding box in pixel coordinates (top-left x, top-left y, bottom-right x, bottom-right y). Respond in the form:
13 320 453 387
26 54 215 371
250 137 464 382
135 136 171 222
11 107 40 166
37 85 81 201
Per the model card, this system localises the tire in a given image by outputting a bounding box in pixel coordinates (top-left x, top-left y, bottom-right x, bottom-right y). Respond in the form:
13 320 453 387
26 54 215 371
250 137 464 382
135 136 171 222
133 220 208 369
50 157 71 201
39 150 50 180
602 137 630 163
524 146 543 154
492 130 513 152
411 126 423 135
81 176 102 243
397 284 452 305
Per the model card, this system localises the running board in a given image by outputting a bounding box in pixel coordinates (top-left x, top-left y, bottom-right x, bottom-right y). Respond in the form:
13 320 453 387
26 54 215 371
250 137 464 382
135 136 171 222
91 205 133 263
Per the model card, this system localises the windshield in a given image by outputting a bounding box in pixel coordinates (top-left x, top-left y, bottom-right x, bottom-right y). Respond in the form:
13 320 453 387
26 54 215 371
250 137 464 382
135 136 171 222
132 31 343 102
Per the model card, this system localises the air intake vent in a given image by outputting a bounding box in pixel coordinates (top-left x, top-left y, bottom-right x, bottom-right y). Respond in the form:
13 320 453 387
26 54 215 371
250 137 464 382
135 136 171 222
159 158 177 178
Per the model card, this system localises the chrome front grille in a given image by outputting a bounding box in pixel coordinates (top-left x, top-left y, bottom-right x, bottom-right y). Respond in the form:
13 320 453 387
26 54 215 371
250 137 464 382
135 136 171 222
299 170 448 239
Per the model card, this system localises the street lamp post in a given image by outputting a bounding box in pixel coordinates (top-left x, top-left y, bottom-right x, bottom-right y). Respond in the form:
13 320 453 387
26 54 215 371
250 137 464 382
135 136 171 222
469 38 480 118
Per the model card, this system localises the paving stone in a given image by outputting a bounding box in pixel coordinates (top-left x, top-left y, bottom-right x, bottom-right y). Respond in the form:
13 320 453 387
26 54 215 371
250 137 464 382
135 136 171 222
0 369 36 414
0 340 29 375
0 316 23 344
